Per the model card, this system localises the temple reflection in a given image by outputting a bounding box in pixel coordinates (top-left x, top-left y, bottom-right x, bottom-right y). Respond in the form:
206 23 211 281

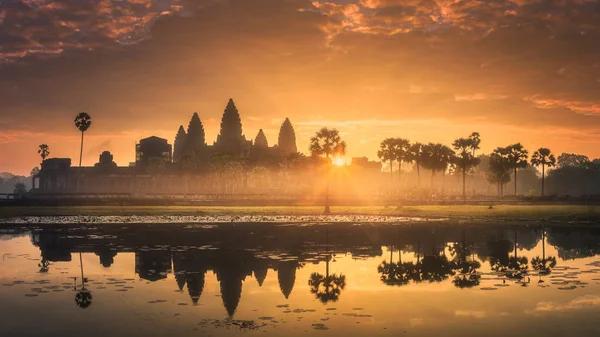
22 222 600 317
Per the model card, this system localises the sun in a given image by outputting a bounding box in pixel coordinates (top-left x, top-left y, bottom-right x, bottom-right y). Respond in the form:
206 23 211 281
333 157 346 166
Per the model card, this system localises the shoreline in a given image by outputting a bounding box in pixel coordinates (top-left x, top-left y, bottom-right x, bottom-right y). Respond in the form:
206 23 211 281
2 205 600 224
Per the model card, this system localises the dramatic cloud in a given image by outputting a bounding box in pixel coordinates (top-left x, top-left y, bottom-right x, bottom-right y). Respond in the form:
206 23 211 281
0 0 599 174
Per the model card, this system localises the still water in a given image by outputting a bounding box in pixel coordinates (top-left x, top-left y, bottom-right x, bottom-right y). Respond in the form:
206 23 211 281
1 220 599 336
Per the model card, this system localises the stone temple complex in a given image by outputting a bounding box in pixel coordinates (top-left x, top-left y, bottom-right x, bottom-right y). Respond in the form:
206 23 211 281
173 98 298 163
32 99 306 195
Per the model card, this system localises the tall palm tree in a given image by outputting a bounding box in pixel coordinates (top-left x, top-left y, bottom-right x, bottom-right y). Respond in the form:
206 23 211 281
377 138 397 187
452 137 481 201
506 143 529 195
38 144 50 163
407 142 424 188
74 112 92 167
469 132 481 157
393 138 411 187
531 148 556 196
74 112 92 192
309 127 347 214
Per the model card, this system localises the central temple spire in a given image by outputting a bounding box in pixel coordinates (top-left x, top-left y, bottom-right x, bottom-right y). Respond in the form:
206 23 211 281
215 98 246 155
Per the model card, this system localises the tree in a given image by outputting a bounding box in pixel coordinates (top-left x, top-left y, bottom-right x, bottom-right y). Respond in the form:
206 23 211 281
469 132 481 157
38 144 50 163
488 149 511 195
377 138 397 187
452 137 481 200
30 167 39 177
557 153 590 169
74 112 92 192
393 138 411 186
407 142 425 188
531 148 556 196
13 183 27 197
421 143 454 192
505 143 529 195
309 127 347 214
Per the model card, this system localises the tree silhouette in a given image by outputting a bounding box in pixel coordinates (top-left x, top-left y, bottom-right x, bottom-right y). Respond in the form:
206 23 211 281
531 148 556 196
505 143 529 195
13 183 27 197
469 132 481 157
377 249 416 287
37 144 50 163
308 265 346 304
309 127 347 214
393 138 411 186
421 143 454 193
74 112 92 192
531 229 557 278
74 252 92 309
407 142 425 188
30 167 39 177
377 138 397 188
450 234 481 288
488 147 511 195
452 137 481 201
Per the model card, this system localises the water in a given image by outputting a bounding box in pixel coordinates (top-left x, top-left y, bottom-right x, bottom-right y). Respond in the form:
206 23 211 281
1 220 600 336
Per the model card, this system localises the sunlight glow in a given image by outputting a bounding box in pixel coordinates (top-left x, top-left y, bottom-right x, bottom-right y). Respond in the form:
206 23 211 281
333 157 346 166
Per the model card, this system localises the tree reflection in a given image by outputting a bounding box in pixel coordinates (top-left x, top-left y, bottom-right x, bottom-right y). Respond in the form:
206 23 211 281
450 233 481 288
531 229 557 280
74 252 92 309
309 228 346 304
377 246 416 286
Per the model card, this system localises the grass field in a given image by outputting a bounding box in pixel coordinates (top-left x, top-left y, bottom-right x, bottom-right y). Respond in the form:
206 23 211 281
1 205 600 221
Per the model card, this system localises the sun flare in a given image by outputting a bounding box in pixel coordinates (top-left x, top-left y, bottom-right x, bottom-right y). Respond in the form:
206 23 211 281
333 157 346 166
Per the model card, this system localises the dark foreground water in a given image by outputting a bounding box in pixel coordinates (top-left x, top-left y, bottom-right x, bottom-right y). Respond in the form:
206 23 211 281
1 219 600 337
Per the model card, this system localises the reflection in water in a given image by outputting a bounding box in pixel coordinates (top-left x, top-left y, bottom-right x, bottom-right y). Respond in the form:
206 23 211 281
1 222 600 336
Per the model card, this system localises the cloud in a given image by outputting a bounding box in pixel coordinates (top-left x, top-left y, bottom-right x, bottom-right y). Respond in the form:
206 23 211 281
531 295 600 314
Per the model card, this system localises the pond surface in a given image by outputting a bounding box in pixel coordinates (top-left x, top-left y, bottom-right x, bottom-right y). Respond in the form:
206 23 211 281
1 220 600 337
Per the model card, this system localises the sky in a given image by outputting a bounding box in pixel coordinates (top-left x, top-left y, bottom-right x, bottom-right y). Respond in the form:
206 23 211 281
1 0 599 175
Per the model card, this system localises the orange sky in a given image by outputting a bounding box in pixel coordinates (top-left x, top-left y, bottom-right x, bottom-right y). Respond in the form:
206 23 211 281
1 0 599 175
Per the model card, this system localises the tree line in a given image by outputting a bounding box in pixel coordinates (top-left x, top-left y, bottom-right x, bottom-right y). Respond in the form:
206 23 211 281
377 132 561 198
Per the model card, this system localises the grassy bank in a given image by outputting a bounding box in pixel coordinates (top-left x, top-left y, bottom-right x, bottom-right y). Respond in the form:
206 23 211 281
1 205 600 221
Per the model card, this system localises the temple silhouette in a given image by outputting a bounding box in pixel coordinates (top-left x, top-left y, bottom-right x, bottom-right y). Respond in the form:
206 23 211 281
30 99 341 196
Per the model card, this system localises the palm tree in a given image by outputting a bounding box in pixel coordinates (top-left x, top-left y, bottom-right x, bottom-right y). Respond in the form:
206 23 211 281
469 132 481 157
74 112 92 192
506 143 528 195
38 144 50 163
377 138 397 188
309 127 347 214
452 137 481 201
488 148 511 195
393 138 411 186
74 112 92 167
407 142 424 188
531 148 556 196
421 143 454 193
